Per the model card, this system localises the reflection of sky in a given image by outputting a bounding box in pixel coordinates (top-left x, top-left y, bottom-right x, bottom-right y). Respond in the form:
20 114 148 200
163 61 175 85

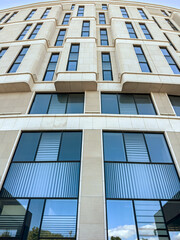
169 232 180 240
108 225 137 240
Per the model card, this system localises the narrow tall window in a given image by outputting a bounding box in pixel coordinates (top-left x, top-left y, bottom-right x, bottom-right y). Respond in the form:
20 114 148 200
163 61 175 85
55 29 66 46
120 7 129 18
100 29 109 45
43 53 59 81
99 13 106 24
102 4 108 10
166 19 178 31
25 9 36 20
5 12 18 23
0 13 9 23
0 48 8 60
67 44 80 71
134 46 151 72
152 16 161 29
17 25 32 40
169 96 180 116
126 22 137 38
28 23 42 39
62 13 70 25
161 10 168 16
164 33 177 51
81 21 90 37
71 4 75 10
140 23 153 39
160 47 180 74
138 8 148 19
102 53 113 81
77 6 84 16
8 47 29 73
41 8 51 19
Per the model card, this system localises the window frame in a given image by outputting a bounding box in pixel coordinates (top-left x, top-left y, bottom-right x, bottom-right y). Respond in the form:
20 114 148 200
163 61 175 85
43 53 60 81
134 45 151 72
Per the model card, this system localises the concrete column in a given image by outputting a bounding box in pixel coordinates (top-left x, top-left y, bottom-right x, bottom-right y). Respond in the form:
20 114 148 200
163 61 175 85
85 91 100 113
152 93 175 116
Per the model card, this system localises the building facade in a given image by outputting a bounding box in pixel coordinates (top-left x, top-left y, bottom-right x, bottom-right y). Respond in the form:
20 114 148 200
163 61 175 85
0 0 180 239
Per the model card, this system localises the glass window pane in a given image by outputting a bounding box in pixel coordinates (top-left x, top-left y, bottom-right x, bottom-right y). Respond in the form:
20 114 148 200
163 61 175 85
107 200 137 240
35 132 61 161
23 199 44 240
119 94 137 114
51 54 59 62
0 199 28 238
169 96 180 116
40 199 77 239
59 132 82 161
103 70 112 80
145 134 172 163
103 132 126 161
43 71 54 81
9 63 19 73
170 64 180 74
30 94 51 114
13 132 41 162
66 94 84 113
140 62 151 72
48 94 67 114
134 94 156 115
47 62 57 71
124 133 150 162
101 94 119 114
67 61 77 71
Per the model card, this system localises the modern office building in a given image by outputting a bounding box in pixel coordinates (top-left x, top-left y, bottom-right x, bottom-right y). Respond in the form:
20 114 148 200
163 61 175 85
0 0 180 239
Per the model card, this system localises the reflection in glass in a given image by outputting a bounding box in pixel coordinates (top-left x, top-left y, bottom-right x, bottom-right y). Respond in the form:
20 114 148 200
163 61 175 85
161 201 180 240
0 199 28 238
107 200 137 240
40 199 77 239
134 201 169 240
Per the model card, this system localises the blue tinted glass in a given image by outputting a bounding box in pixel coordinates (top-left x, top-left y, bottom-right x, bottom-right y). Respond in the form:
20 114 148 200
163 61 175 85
107 200 137 240
145 134 172 163
48 94 67 114
67 61 77 71
41 199 77 238
9 63 19 73
103 132 126 161
66 94 84 113
134 46 142 54
140 62 151 72
103 70 112 80
43 71 54 81
134 95 156 115
30 94 51 114
59 132 82 161
170 64 180 74
13 132 41 162
119 94 137 114
101 94 119 114
169 96 180 116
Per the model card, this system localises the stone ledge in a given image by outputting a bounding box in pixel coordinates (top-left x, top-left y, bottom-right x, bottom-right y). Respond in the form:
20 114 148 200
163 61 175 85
0 73 34 93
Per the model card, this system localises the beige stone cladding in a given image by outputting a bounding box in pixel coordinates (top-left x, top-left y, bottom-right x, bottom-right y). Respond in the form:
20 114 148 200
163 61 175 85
0 0 179 239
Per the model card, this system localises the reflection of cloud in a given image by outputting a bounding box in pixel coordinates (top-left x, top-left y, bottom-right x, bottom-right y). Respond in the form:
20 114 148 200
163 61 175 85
108 225 136 239
173 233 180 240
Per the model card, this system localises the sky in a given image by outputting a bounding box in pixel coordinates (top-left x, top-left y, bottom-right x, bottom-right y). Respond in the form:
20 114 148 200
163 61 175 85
0 0 180 10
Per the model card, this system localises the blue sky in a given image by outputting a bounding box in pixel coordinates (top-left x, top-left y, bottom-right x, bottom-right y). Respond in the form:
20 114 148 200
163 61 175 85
0 0 180 10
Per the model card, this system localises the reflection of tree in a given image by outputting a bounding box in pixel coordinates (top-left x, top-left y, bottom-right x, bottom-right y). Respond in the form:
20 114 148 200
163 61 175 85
111 237 122 240
27 227 64 240
1 232 11 237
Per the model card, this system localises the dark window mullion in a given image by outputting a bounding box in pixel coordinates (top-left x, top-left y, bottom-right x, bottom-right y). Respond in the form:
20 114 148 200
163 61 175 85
65 93 69 114
132 200 140 240
34 132 43 161
142 133 151 162
37 199 46 240
122 132 128 162
47 94 53 114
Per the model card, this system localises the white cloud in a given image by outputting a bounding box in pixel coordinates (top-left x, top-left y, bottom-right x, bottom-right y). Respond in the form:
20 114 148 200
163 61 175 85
108 225 136 239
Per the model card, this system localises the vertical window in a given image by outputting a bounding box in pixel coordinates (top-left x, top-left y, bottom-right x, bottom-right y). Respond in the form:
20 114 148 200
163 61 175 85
99 13 106 24
0 48 8 60
62 13 71 25
30 93 84 114
17 24 31 40
102 4 108 10
102 53 113 81
43 53 59 81
166 19 178 31
81 21 90 37
138 8 148 19
101 94 156 115
126 22 137 38
160 47 180 74
100 29 109 45
161 10 168 16
55 29 66 46
8 46 29 73
5 12 18 23
77 6 84 16
0 13 9 23
120 7 129 18
67 44 80 71
71 4 75 10
28 23 42 39
41 8 51 19
152 16 161 29
134 46 151 72
169 96 180 116
164 33 177 51
25 9 36 20
140 23 153 39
